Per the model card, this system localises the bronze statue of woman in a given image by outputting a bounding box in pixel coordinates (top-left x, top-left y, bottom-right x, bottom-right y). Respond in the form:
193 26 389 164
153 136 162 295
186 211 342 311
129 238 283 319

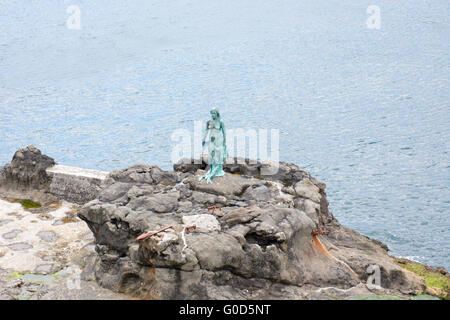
198 108 228 184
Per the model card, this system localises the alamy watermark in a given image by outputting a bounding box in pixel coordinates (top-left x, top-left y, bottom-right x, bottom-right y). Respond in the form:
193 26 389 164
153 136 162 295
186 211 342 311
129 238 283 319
366 264 382 289
65 266 82 290
366 5 381 30
171 120 280 175
66 5 81 30
65 5 381 31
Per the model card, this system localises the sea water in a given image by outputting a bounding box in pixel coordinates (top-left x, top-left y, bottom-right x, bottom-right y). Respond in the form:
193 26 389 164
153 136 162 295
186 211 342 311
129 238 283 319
0 0 448 269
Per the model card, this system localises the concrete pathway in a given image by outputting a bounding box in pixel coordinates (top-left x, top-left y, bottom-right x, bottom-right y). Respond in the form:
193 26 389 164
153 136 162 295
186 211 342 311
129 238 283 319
0 198 129 300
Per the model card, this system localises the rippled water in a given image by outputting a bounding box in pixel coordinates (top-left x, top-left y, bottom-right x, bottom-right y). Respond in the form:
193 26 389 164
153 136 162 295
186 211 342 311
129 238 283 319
1 1 449 269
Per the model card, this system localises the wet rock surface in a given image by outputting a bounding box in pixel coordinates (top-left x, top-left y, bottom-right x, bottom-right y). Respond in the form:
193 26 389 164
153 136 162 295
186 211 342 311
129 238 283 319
75 157 429 299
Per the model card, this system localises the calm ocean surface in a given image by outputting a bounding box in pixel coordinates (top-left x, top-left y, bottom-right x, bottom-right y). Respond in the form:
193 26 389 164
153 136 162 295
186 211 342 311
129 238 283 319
0 1 449 269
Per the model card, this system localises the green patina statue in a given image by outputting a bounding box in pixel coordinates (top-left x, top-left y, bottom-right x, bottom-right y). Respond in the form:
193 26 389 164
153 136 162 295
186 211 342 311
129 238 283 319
198 108 228 184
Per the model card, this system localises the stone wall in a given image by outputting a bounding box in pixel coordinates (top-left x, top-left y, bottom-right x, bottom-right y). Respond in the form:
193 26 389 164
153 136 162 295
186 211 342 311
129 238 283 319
0 146 108 205
46 165 109 205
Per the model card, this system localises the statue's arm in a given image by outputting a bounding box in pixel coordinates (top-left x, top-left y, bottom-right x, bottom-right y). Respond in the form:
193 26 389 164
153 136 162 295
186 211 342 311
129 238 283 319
221 121 226 144
202 121 209 146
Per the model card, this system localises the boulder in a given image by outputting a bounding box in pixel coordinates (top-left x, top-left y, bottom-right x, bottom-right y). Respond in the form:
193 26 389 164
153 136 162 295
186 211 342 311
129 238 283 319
187 172 261 197
294 178 321 203
128 192 179 213
0 145 57 204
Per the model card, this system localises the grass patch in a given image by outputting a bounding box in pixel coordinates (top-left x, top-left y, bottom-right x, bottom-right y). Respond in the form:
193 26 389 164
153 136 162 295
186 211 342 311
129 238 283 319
409 294 441 300
281 179 293 187
353 293 439 300
8 271 23 280
404 263 449 292
2 197 42 209
19 199 41 209
8 270 58 284
397 260 450 299
353 294 403 300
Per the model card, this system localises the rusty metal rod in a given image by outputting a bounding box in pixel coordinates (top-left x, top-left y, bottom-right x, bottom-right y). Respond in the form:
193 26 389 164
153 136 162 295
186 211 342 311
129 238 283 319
136 225 174 242
311 228 329 236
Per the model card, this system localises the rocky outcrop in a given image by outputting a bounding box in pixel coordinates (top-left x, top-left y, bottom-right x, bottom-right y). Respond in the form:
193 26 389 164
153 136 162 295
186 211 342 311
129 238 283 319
0 148 432 299
0 146 109 205
0 146 57 204
0 145 55 190
76 157 427 299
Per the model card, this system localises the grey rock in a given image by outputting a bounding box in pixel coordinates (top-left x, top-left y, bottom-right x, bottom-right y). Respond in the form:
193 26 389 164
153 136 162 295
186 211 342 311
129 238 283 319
187 172 261 197
188 233 245 271
126 185 154 199
2 229 22 240
127 191 179 213
35 264 54 274
191 191 217 205
150 166 179 185
0 145 57 204
242 184 276 202
1 149 427 300
177 201 193 213
0 145 55 191
9 242 33 251
36 231 58 242
99 182 132 202
216 196 227 205
294 178 322 203
109 164 154 184
294 198 321 225
173 158 207 173
47 170 105 205
220 206 263 227
224 157 261 176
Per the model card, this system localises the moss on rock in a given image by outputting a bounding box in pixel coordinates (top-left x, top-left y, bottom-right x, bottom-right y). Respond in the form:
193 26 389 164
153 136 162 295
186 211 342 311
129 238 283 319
396 258 450 300
19 199 41 209
2 197 41 209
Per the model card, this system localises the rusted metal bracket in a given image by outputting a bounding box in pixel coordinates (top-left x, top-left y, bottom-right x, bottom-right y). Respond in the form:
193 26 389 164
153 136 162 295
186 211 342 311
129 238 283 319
311 228 329 236
185 225 197 233
207 205 222 214
136 225 174 242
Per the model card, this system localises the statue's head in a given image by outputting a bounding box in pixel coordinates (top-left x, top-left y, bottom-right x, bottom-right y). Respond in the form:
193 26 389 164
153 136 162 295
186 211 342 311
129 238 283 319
210 107 220 120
